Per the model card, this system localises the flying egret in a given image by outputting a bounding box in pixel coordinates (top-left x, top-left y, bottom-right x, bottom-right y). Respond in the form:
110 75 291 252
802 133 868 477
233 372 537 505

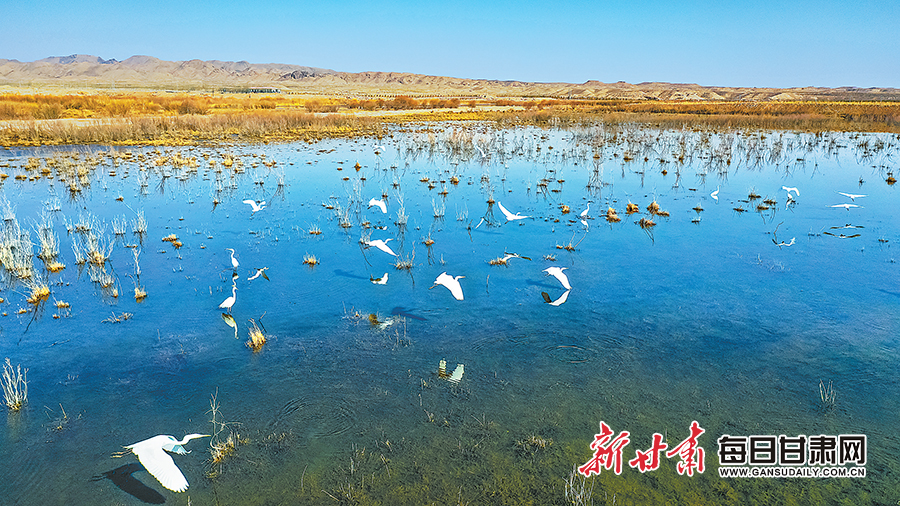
371 272 388 284
123 434 210 492
491 252 532 265
541 290 570 306
823 232 862 239
225 248 239 269
773 237 796 247
831 203 861 210
365 239 398 257
368 198 387 214
837 192 866 201
711 186 720 202
448 364 465 384
247 267 269 281
497 202 530 222
431 272 465 300
219 285 237 313
543 266 571 290
782 186 800 198
242 199 266 213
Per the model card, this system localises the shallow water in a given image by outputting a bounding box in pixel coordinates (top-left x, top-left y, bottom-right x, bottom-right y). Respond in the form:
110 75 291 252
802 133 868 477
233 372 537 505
0 125 898 505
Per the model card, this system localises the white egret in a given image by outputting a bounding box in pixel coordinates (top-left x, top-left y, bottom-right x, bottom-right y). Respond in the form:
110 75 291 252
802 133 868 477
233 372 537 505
490 252 532 266
580 203 590 228
365 239 398 257
543 266 571 290
837 192 866 201
831 203 861 210
219 285 237 313
373 143 386 154
371 272 389 284
475 146 487 159
710 186 720 202
225 248 239 269
782 186 800 198
123 434 210 492
448 364 465 384
773 237 796 248
497 202 530 222
247 267 269 281
541 290 570 306
242 199 266 213
431 272 465 300
368 198 387 214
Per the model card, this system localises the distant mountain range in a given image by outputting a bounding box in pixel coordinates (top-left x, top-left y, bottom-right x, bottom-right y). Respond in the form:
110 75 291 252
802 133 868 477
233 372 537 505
1 54 898 101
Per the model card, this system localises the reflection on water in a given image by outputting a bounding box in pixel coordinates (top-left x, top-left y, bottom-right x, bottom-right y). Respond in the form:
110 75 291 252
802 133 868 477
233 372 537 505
0 125 898 504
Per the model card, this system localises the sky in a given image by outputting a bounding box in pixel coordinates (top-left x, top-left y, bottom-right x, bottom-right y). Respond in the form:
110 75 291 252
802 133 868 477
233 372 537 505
2 0 897 89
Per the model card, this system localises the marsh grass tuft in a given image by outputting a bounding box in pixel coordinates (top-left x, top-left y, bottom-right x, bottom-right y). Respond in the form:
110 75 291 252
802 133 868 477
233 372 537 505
2 358 28 412
819 379 836 412
246 318 267 351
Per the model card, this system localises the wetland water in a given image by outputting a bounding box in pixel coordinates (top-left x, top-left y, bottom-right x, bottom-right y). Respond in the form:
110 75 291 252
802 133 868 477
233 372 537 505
0 124 898 505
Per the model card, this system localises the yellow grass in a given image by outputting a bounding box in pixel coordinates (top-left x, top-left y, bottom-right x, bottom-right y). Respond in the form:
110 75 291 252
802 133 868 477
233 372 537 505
1 91 898 146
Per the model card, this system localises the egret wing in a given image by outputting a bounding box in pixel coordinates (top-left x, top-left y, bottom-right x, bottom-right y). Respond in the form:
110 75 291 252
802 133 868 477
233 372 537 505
132 443 190 492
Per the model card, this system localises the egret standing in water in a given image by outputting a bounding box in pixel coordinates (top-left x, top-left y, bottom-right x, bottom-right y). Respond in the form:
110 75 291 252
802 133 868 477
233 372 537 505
431 272 465 300
120 434 210 492
711 186 720 203
219 285 237 313
543 266 572 290
225 248 239 269
371 272 389 284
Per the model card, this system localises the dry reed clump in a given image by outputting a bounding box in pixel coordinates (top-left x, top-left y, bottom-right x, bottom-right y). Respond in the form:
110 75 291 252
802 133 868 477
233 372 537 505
246 318 267 351
2 358 28 411
626 202 640 214
26 283 50 304
606 207 621 223
639 218 656 229
302 253 319 266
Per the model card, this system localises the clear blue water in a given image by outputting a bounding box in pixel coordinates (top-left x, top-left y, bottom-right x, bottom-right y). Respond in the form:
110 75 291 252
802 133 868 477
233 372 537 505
0 125 898 504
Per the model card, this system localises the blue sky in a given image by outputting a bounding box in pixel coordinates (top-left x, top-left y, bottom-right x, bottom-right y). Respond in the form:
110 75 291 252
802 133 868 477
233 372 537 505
2 0 897 88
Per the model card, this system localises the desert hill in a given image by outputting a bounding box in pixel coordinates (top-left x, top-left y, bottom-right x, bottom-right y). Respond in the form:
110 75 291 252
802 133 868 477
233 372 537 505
1 54 898 101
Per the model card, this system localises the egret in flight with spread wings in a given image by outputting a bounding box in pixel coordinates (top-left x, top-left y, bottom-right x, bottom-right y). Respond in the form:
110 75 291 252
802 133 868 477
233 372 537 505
541 290 571 306
543 266 572 290
242 199 266 213
368 198 387 214
831 203 861 210
121 434 210 492
431 272 465 300
782 186 800 198
225 248 239 269
836 192 866 201
247 267 269 281
219 285 237 313
497 202 530 222
364 239 398 257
